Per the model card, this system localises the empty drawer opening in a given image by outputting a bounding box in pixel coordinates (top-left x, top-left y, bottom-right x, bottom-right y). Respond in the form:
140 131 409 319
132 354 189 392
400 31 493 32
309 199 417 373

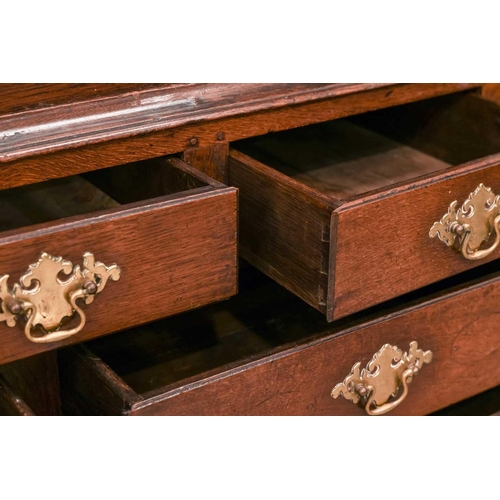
83 265 328 395
0 156 210 233
234 91 499 202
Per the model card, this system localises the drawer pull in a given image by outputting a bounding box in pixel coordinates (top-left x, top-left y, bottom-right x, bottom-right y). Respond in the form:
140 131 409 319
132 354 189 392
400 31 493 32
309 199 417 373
0 252 121 344
430 183 500 260
331 342 432 415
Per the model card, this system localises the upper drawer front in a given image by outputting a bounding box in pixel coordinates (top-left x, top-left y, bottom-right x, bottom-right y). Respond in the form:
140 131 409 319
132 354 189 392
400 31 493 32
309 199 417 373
0 157 238 364
230 92 500 320
59 263 500 416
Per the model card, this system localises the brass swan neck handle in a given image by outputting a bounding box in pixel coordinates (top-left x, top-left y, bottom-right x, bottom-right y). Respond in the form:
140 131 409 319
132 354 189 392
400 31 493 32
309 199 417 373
0 252 120 344
430 183 500 260
331 342 432 416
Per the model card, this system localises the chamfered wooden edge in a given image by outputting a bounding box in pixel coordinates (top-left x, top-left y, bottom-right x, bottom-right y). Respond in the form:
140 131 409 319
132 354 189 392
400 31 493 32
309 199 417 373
112 263 500 413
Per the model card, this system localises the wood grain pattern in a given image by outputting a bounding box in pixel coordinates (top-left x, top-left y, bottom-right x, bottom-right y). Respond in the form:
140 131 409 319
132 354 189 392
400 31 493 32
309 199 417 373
334 153 500 318
482 83 500 104
0 158 237 365
59 263 500 416
231 91 500 320
235 120 451 199
229 150 336 316
182 142 229 184
0 351 60 415
0 84 480 190
0 84 175 115
350 93 500 166
0 84 387 162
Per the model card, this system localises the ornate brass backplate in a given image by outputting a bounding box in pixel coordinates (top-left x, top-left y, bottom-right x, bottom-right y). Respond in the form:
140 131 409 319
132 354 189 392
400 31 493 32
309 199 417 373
0 252 121 344
430 183 500 260
331 341 432 416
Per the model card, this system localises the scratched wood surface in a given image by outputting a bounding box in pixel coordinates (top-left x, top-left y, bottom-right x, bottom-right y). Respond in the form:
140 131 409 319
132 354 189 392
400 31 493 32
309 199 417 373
59 262 500 416
231 91 500 320
0 157 237 365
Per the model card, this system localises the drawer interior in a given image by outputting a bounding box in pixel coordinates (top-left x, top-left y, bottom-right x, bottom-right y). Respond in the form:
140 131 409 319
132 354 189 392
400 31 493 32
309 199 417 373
0 156 210 232
78 258 500 398
234 91 500 201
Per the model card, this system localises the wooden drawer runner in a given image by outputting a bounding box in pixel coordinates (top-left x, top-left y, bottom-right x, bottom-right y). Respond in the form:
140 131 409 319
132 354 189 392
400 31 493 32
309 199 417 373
0 157 237 364
59 263 500 416
230 91 500 320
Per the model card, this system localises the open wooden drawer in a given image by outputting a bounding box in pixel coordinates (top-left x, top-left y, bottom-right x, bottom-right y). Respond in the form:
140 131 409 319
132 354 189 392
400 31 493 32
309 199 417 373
0 157 237 364
230 91 500 320
59 262 500 416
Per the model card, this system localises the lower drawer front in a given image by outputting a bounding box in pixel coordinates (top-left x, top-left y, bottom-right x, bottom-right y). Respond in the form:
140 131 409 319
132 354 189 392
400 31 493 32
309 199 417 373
60 265 500 416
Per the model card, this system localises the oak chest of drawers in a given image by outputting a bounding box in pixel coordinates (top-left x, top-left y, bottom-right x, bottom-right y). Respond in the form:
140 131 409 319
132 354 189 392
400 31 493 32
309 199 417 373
0 83 499 416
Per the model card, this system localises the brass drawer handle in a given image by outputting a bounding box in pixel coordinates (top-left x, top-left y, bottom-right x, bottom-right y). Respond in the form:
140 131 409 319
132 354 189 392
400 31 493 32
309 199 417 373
430 183 500 260
0 252 120 344
331 342 432 416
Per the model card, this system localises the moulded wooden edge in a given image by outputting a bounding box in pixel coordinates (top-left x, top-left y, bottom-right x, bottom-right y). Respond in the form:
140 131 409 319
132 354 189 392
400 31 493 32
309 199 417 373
0 85 483 191
0 84 481 164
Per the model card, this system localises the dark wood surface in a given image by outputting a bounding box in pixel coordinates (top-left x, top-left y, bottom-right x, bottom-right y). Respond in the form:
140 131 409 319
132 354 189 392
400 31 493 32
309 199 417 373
0 375 35 415
0 351 60 415
432 385 500 416
0 157 237 364
235 120 450 200
182 142 229 184
0 174 119 231
59 262 500 416
0 84 479 191
229 150 336 317
231 91 500 320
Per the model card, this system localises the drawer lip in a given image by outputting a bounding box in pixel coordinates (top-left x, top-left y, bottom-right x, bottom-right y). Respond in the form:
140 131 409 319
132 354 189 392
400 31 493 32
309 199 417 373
63 264 500 416
337 151 500 211
0 159 239 365
0 185 220 245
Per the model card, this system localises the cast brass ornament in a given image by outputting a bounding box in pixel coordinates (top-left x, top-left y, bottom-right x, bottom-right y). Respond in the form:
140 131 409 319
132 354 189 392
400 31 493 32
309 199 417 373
331 342 432 416
430 183 500 260
0 252 121 344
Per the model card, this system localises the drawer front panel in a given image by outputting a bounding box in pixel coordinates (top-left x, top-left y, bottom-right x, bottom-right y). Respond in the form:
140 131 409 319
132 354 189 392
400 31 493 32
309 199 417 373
0 188 237 364
334 155 500 318
132 273 500 416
